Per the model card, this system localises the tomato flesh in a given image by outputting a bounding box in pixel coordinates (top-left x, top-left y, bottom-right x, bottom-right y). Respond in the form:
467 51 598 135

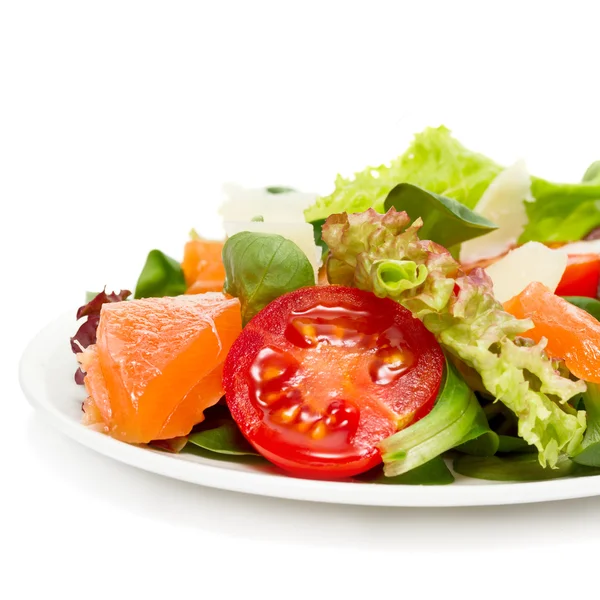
555 254 600 298
223 286 444 479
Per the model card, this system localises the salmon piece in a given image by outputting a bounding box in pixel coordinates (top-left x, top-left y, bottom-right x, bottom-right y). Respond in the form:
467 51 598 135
79 293 242 443
503 281 600 383
182 239 226 294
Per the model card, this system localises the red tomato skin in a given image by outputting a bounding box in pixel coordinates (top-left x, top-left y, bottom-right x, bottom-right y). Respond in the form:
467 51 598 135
555 254 600 298
223 285 444 480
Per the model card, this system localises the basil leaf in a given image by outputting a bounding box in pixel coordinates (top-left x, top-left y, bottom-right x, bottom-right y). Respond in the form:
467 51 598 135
563 296 600 321
357 456 454 485
188 420 259 456
134 249 187 299
222 231 315 325
384 183 498 248
379 359 483 477
454 453 600 481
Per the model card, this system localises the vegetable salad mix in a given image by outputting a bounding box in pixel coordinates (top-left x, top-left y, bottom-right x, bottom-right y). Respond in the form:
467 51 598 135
71 126 600 485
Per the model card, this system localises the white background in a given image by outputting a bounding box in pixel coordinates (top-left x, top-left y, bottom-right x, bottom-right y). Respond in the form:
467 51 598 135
3 1 600 598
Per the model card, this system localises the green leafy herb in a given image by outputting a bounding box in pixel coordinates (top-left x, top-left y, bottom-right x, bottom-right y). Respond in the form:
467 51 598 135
454 453 600 482
251 215 265 222
358 457 454 485
188 420 259 456
384 183 497 248
134 249 187 299
563 296 600 321
379 359 487 477
222 231 315 325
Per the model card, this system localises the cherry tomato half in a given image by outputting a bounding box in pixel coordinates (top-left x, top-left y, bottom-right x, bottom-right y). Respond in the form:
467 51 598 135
223 285 444 479
555 254 600 298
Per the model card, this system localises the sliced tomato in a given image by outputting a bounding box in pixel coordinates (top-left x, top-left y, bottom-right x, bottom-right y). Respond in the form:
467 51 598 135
223 285 444 479
555 254 600 298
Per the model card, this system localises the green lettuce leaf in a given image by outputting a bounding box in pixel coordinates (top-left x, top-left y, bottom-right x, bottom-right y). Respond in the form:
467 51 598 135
322 208 587 467
304 125 502 222
520 177 600 243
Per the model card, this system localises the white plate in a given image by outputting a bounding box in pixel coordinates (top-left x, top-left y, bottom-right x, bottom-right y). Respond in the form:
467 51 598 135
19 310 600 507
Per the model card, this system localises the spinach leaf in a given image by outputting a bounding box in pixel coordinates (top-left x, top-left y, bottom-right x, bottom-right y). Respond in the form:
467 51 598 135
454 453 600 481
563 296 600 321
497 435 536 454
356 456 454 485
572 383 600 467
222 231 315 325
454 401 500 457
379 358 487 477
310 218 328 256
384 183 497 248
188 420 259 456
134 249 187 299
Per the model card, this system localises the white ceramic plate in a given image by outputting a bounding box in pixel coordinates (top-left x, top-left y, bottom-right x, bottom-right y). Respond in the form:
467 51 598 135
19 310 600 507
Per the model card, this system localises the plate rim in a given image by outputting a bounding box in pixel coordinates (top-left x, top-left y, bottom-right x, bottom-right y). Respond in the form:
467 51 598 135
19 310 600 507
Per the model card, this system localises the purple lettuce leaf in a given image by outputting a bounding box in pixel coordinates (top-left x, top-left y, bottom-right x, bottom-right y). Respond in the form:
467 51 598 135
70 287 131 384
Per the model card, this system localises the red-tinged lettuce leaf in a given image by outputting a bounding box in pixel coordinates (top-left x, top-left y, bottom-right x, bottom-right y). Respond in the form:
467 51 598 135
76 288 132 320
70 287 131 384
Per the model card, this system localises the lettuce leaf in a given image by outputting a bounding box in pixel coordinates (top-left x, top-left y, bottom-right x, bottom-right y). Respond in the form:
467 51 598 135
520 177 600 243
322 208 587 467
70 288 131 385
304 126 502 222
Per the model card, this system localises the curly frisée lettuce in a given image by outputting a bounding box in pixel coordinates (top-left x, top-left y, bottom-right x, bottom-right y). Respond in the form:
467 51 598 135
322 208 587 467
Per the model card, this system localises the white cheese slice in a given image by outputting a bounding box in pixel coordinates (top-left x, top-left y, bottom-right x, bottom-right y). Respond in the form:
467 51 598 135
219 183 317 223
484 241 568 303
224 220 319 282
460 160 533 264
559 239 600 256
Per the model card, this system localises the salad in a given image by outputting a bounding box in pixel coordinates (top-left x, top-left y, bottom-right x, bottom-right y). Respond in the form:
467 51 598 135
70 126 600 485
